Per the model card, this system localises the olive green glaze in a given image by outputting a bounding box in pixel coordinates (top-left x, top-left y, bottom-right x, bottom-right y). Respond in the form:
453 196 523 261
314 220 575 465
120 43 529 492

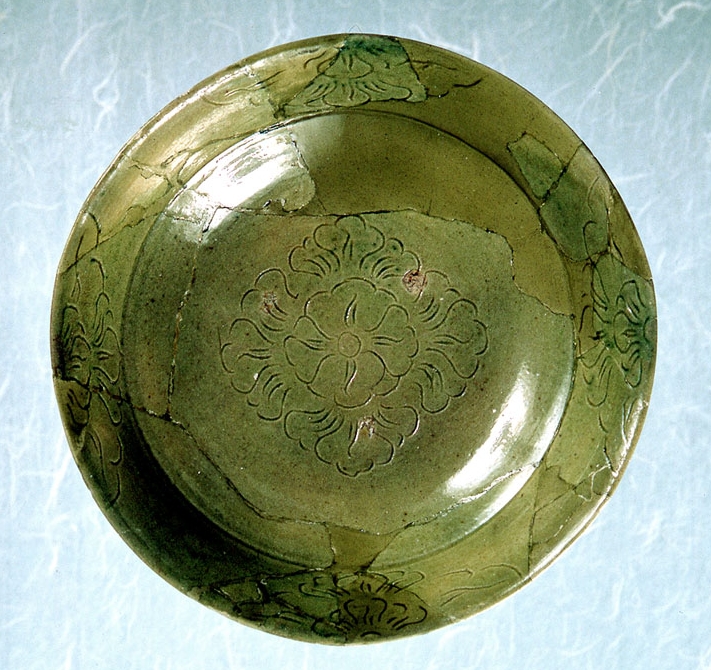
51 35 656 644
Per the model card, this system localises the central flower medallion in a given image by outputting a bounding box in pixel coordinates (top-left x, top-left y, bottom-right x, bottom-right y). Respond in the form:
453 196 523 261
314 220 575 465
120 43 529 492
220 214 488 476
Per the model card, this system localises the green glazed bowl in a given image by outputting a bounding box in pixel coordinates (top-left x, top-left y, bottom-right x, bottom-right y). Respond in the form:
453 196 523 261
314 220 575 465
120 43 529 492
51 34 656 644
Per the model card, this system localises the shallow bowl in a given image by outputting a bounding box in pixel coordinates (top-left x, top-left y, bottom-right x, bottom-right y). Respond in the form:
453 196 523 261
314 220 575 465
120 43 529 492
51 34 656 644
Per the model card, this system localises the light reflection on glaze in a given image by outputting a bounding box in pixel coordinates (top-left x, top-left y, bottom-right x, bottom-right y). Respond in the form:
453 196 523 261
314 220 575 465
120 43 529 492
446 363 569 503
163 129 316 240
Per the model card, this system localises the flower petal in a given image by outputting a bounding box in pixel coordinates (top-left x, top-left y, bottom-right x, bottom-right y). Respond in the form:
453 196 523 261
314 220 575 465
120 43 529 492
91 324 120 389
247 365 288 421
363 237 418 282
293 412 398 477
411 350 467 414
621 349 644 389
429 298 487 378
64 334 91 386
344 279 394 331
372 370 399 397
305 289 348 338
336 350 385 409
340 431 394 476
582 344 615 407
612 311 636 355
324 79 370 107
221 318 271 393
312 417 356 468
289 231 339 277
63 380 91 430
377 405 419 443
309 354 345 401
284 316 330 383
314 216 383 257
285 407 334 452
370 304 417 377
240 268 295 331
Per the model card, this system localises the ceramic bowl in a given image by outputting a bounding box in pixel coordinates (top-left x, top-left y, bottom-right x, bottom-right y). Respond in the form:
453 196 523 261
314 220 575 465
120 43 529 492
51 34 656 644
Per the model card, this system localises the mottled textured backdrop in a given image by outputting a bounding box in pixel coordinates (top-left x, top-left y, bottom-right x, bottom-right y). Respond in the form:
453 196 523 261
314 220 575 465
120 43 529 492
1 1 709 668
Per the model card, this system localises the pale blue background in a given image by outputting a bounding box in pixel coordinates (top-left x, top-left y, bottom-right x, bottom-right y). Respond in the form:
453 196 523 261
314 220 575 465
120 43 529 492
2 1 710 668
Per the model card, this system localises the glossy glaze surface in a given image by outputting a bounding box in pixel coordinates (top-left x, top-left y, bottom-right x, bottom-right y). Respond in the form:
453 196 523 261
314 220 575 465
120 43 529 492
51 34 656 643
